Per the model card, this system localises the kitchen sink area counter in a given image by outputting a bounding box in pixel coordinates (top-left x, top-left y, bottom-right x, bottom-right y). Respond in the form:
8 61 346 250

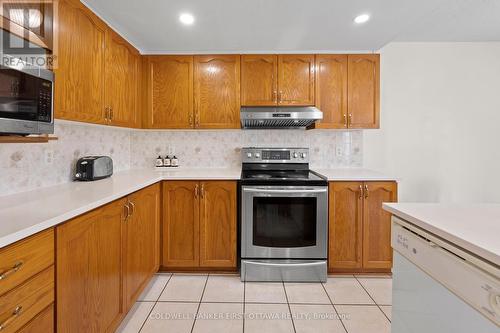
0 168 241 248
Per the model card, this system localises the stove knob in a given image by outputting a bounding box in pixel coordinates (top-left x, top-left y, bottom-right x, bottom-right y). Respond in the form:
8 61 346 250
246 152 252 158
301 153 307 159
255 153 261 158
293 152 298 158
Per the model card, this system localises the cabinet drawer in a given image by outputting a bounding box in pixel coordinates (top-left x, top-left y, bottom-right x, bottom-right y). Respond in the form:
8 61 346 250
0 229 54 296
17 303 54 333
0 266 54 333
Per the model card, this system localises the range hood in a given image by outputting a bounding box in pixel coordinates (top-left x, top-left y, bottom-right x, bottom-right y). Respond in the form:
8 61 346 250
240 106 323 129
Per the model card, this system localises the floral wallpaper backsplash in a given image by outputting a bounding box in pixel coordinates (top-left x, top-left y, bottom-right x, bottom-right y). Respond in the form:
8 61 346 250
130 129 363 169
0 121 363 196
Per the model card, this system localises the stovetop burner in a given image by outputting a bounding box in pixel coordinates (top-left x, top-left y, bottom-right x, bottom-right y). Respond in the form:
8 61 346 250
240 148 327 186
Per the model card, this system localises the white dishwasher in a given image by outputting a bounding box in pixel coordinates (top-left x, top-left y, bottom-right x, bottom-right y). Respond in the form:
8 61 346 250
391 216 500 333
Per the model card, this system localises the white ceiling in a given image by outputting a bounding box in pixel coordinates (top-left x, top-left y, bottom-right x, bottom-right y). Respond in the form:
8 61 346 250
82 0 500 54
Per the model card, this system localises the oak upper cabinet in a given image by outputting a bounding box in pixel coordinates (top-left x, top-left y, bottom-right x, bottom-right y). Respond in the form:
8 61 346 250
328 182 363 271
348 54 380 128
240 55 278 106
162 181 200 268
314 55 348 128
55 0 106 124
162 180 237 270
194 55 241 128
278 54 315 105
199 181 237 268
104 28 140 127
123 184 161 309
57 198 125 333
362 182 397 269
329 181 397 273
144 56 194 128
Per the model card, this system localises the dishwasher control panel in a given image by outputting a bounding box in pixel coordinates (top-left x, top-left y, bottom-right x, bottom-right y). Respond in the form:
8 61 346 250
392 217 500 326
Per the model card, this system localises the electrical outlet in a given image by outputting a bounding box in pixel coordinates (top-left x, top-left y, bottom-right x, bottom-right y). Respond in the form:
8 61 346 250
336 147 343 157
44 149 54 165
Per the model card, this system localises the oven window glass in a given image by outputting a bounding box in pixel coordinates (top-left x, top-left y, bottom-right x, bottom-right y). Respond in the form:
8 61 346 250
253 197 317 248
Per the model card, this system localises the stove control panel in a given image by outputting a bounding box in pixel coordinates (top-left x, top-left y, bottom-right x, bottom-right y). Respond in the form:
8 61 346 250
242 148 309 163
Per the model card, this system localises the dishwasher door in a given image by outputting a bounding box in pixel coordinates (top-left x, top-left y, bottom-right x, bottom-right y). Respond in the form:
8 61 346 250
391 218 500 333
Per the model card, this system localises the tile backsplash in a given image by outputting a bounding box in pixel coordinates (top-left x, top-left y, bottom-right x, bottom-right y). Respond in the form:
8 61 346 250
130 129 363 169
0 121 362 196
0 122 131 196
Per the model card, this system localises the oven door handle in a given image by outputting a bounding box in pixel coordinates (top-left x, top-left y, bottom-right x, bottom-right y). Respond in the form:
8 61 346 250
244 260 326 267
243 187 327 194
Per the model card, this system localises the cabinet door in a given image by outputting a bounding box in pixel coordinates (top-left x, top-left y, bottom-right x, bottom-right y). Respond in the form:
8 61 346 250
162 181 200 268
241 55 277 106
315 55 348 128
105 28 139 127
277 54 315 105
328 182 363 271
194 55 240 129
362 182 397 269
145 56 194 128
348 54 380 129
123 184 160 309
55 0 106 124
56 199 125 333
199 181 237 268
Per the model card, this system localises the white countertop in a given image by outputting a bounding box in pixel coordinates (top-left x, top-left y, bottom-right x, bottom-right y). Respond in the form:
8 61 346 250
0 168 240 248
313 168 397 181
383 203 500 266
0 166 396 248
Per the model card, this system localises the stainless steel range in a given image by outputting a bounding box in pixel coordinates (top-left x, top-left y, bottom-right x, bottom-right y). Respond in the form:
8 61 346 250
240 147 328 282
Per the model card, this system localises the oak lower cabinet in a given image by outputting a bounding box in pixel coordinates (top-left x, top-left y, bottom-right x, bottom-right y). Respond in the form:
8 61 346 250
56 184 160 332
162 181 237 270
328 181 397 273
0 230 54 333
123 183 161 309
56 198 125 333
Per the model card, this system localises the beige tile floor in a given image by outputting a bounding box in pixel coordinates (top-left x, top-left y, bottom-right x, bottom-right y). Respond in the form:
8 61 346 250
116 273 392 333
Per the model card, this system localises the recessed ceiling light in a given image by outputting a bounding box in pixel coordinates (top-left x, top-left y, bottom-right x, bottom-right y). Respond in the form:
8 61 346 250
354 14 370 24
179 13 195 25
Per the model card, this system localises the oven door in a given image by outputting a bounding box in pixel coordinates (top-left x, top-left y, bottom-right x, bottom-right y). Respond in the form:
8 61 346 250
241 186 328 259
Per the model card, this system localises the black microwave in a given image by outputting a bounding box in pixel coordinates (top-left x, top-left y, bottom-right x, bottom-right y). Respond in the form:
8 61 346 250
0 60 54 135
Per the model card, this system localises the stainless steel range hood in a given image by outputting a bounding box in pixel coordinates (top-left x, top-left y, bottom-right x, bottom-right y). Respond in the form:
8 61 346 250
240 106 323 129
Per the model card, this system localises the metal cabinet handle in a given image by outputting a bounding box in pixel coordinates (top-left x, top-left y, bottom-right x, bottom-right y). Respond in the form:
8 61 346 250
349 113 353 127
124 202 130 221
0 305 22 331
359 185 363 199
344 114 347 127
189 114 193 127
194 184 199 199
273 90 278 103
110 107 113 121
0 261 23 281
195 113 200 128
104 107 109 122
129 201 135 216
200 183 205 198
364 184 369 198
278 91 283 103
